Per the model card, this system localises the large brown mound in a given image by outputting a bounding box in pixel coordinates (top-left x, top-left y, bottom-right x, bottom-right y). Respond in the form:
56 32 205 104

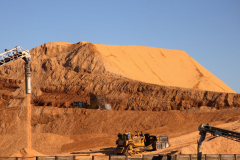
0 41 240 157
0 41 239 111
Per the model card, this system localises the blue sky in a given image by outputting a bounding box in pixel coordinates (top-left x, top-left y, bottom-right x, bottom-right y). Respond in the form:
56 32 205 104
0 0 239 93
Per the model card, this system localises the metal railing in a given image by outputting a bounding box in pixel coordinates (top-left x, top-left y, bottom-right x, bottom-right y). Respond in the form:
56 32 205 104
0 46 30 66
1 154 240 160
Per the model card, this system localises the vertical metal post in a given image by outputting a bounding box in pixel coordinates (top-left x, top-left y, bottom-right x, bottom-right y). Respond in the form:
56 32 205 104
24 57 32 150
197 132 206 160
25 62 31 94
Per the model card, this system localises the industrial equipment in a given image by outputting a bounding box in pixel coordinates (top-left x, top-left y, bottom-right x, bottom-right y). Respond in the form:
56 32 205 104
0 46 31 93
197 123 240 160
115 131 169 155
96 95 112 110
73 94 112 110
73 101 88 108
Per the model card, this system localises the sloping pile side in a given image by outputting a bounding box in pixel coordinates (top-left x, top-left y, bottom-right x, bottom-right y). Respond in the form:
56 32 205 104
0 41 239 110
0 77 20 109
95 44 235 93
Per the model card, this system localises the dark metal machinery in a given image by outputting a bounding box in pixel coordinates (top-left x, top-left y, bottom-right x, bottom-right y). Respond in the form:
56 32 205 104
197 123 240 160
0 46 32 93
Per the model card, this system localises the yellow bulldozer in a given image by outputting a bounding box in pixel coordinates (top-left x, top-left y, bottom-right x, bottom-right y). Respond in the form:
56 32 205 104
115 131 169 155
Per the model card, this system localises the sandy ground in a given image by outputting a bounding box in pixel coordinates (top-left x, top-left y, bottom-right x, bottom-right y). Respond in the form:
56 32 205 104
0 106 239 157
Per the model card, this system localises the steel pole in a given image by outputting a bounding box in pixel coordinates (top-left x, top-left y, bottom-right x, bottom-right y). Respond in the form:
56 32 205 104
25 62 31 149
197 132 206 160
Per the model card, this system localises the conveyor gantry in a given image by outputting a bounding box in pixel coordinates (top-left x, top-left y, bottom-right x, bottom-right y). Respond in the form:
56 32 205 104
0 46 31 66
197 123 240 160
198 123 240 143
0 46 31 94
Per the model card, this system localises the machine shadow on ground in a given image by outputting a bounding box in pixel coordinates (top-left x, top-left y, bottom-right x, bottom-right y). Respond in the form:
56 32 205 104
70 147 115 156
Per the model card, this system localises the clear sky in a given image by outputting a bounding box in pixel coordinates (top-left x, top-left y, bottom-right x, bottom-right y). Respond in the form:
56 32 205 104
0 0 239 93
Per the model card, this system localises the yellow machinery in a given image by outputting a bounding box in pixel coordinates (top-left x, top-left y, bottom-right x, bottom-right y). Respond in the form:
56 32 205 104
115 131 169 155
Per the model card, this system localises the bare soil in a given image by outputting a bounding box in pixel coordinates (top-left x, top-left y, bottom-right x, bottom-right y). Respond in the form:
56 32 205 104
0 106 239 157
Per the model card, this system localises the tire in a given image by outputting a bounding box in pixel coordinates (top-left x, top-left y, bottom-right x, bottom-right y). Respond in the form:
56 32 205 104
123 145 130 156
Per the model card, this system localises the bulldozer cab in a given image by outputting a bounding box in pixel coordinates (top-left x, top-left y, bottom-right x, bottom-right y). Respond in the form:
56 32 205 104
145 135 168 143
118 132 132 140
157 135 168 143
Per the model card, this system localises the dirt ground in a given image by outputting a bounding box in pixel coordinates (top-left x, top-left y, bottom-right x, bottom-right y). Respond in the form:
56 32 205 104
0 41 239 157
0 105 239 157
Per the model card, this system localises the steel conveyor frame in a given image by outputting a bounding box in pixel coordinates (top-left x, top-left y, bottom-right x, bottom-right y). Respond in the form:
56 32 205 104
0 46 30 66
